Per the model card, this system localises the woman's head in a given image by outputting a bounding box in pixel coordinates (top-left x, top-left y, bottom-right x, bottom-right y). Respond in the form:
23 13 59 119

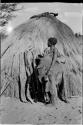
48 37 57 47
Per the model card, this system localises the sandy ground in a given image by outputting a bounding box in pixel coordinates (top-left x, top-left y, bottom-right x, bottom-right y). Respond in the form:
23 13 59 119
0 96 82 124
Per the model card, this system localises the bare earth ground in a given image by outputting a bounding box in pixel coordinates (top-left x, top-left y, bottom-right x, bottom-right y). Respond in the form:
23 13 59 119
0 96 82 124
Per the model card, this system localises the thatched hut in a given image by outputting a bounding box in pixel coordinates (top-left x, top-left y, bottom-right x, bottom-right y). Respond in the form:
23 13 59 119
1 12 82 104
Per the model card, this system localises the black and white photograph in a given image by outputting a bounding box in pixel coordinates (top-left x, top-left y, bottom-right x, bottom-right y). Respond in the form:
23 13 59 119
0 2 83 124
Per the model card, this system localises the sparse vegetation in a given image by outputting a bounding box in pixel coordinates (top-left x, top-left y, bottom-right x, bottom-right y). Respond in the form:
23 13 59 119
0 3 23 27
0 3 23 41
